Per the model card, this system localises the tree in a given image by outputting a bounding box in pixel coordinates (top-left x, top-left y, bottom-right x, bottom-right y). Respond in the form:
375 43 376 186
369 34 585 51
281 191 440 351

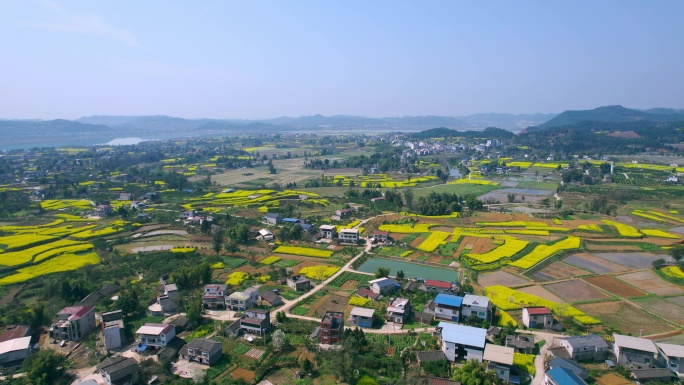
117 284 143 318
227 223 251 245
403 189 414 211
275 310 287 323
375 267 390 278
272 329 286 350
199 262 212 285
301 358 313 373
396 270 405 280
452 359 502 385
268 160 277 174
670 245 684 262
652 258 666 270
212 229 224 255
22 349 71 385
185 295 204 325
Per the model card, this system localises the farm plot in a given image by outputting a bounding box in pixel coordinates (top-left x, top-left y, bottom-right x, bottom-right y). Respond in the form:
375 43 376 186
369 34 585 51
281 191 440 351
532 262 590 282
631 297 684 326
328 272 372 288
230 368 256 382
563 254 629 274
516 285 563 303
594 252 662 270
544 280 611 303
478 271 529 287
665 296 684 307
308 294 349 318
616 271 684 296
576 301 675 335
583 276 647 298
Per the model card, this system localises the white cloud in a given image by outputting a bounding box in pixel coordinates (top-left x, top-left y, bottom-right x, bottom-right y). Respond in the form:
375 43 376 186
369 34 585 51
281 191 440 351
21 0 144 48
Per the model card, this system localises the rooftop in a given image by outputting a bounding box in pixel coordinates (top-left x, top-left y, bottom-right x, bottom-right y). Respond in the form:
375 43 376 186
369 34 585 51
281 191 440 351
164 283 178 292
546 366 587 385
188 338 222 352
656 342 684 358
463 294 490 307
0 336 31 355
425 280 452 289
613 334 657 354
136 323 174 336
434 293 464 307
561 334 608 350
96 356 137 375
0 325 30 343
58 305 93 320
483 344 514 366
351 307 375 318
369 277 396 287
525 307 552 315
439 322 486 348
339 228 359 234
416 350 447 362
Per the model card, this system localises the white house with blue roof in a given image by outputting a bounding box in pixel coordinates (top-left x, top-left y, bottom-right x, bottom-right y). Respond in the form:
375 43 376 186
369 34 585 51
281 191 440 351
434 294 464 322
438 322 487 362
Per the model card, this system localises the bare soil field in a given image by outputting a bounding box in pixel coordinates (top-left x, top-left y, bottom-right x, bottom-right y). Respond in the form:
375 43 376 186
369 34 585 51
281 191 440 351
563 253 629 274
631 297 684 326
576 300 675 335
616 271 684 296
309 294 349 318
544 280 611 302
517 285 563 303
584 275 647 298
230 368 256 382
340 280 357 290
594 252 662 270
478 270 530 287
532 261 590 282
410 234 428 248
471 237 497 254
665 296 684 307
585 243 643 252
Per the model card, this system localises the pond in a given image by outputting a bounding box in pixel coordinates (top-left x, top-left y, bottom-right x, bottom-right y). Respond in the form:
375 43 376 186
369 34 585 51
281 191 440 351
355 257 458 282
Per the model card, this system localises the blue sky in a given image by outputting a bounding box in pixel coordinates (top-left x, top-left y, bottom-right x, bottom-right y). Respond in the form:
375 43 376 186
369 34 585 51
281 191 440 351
1 0 683 119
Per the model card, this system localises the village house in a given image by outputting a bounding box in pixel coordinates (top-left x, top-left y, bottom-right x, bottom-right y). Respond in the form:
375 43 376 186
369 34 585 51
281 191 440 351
202 284 228 309
656 343 684 375
135 323 176 350
613 334 659 368
461 294 492 323
349 307 375 328
506 334 536 354
522 307 554 329
258 290 283 307
180 338 223 366
227 286 259 311
96 356 139 385
102 310 125 351
424 280 455 294
319 311 344 344
373 231 389 242
338 228 359 244
433 293 463 322
416 350 448 368
49 305 96 341
319 224 336 239
239 309 271 335
179 210 194 220
119 193 132 200
549 357 589 380
96 204 113 217
544 367 587 385
0 325 30 343
369 277 397 296
483 344 515 382
282 217 300 225
0 337 32 375
630 369 674 383
258 228 273 241
263 213 282 225
386 297 412 324
438 322 487 362
331 208 354 221
559 334 609 361
286 275 311 292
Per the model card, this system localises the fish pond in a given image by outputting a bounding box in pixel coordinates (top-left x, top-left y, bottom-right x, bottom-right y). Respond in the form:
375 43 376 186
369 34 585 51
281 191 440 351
355 257 458 282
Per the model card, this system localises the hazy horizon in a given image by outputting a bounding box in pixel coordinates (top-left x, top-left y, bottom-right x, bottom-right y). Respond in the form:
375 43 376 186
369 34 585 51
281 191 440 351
1 1 683 120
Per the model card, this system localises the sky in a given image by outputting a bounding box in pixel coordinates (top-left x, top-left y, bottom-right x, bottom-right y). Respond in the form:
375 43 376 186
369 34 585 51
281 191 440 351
1 0 683 120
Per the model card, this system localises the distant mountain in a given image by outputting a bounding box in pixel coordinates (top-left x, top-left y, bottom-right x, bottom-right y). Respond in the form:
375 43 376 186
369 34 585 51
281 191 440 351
457 112 556 129
542 105 684 127
0 119 111 135
411 126 515 140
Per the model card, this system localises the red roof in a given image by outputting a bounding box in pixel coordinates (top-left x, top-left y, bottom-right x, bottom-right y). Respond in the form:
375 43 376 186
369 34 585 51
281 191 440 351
59 306 93 319
374 231 388 236
0 325 30 343
425 280 451 289
525 307 552 315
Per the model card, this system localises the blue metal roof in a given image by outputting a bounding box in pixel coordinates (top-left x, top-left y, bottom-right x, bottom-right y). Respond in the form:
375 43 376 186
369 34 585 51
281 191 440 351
546 367 586 385
434 294 463 307
282 218 300 222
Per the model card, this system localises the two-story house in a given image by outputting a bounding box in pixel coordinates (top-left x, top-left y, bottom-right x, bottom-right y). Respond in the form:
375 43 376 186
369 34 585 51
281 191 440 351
135 323 176 350
320 312 344 344
613 334 659 368
239 309 271 335
657 343 684 375
461 294 492 323
102 310 125 351
263 213 282 225
559 334 609 361
202 284 229 310
0 337 32 375
227 286 259 311
319 225 336 239
424 280 454 294
181 338 223 366
338 228 359 244
96 356 139 385
286 275 311 292
386 297 412 324
369 277 397 296
349 307 375 328
433 294 464 322
439 322 487 362
523 307 554 329
484 344 515 382
48 306 96 342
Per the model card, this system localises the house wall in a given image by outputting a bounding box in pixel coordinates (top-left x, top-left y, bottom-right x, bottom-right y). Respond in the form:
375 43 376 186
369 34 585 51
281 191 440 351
0 347 30 365
441 341 484 362
103 326 122 350
616 346 657 366
353 315 373 328
462 305 490 322
434 305 460 322
559 340 607 361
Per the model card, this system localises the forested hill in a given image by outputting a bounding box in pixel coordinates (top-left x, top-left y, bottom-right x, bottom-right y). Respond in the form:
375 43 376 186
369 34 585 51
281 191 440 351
541 105 684 127
410 127 516 140
0 119 111 135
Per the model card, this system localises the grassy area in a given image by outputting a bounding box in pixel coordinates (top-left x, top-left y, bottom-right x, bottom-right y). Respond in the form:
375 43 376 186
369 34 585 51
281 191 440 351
413 183 501 198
